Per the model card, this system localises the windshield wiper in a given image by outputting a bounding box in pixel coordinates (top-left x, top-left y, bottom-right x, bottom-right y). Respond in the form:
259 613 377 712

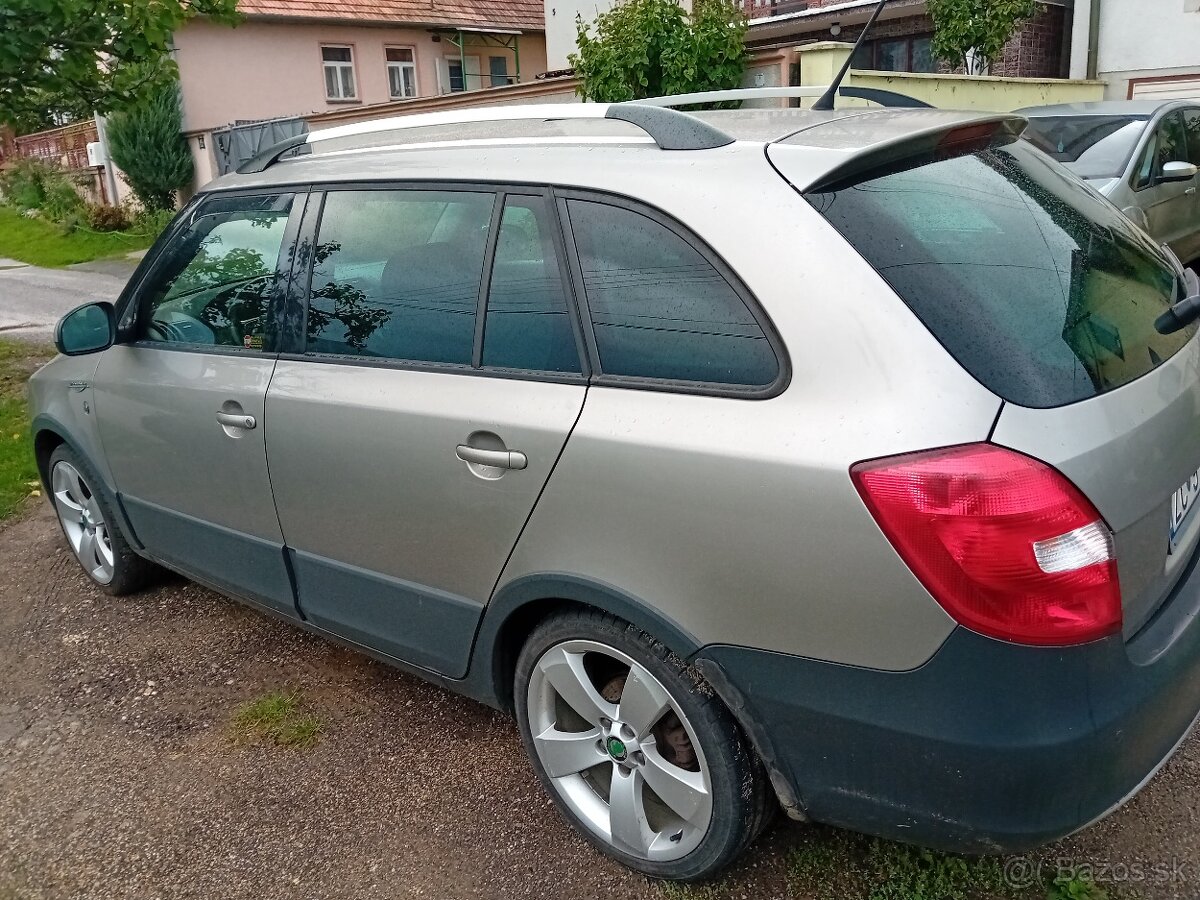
1156 267 1200 335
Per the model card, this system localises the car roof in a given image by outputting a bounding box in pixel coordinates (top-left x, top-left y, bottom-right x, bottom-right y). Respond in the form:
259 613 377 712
1019 99 1193 118
204 106 1022 196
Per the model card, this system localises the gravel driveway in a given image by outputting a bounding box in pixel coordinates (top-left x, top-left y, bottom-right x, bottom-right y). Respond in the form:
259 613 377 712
3 501 1200 900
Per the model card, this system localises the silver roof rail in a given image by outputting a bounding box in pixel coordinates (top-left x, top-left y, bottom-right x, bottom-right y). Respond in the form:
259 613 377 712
237 103 735 174
631 86 933 109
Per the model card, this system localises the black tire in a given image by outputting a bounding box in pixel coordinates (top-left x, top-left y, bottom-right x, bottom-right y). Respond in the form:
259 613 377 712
514 608 774 881
47 445 159 596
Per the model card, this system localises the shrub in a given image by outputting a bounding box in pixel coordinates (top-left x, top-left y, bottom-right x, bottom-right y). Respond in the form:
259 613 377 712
0 158 52 209
86 203 131 231
570 0 748 103
40 176 86 224
107 77 193 211
129 205 176 237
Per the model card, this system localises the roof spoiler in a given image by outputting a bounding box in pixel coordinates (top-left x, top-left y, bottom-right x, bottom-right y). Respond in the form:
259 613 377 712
803 116 1029 194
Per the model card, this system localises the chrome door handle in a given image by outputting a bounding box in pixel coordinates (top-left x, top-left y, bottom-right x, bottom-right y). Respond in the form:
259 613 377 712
1188 187 1197 195
456 444 527 470
216 411 256 430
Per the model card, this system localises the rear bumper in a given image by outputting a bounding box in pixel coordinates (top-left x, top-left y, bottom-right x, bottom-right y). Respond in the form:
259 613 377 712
696 547 1200 853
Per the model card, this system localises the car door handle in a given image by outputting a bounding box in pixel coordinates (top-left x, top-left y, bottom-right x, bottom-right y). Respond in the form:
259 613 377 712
456 445 527 470
1188 187 1197 195
216 411 257 430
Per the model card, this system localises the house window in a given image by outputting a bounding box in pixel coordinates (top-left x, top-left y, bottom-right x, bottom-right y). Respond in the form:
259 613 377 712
386 47 417 99
322 46 356 100
489 56 510 87
853 34 937 73
448 58 467 92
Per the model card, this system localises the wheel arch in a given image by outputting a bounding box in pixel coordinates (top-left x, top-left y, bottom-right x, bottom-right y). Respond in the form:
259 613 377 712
468 574 703 712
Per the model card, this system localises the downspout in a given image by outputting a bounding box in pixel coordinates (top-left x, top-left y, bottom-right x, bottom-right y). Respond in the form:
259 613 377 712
1086 0 1101 80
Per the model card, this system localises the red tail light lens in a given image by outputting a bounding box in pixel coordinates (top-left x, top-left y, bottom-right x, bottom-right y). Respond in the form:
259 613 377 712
851 444 1121 646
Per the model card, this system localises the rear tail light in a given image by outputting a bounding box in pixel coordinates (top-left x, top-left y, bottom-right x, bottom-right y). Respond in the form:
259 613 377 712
851 444 1121 646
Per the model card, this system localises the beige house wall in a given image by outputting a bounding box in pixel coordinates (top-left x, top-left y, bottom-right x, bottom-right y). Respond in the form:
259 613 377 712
174 18 548 134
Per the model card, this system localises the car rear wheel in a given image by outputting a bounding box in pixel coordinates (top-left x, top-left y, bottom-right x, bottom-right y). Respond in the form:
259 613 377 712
49 445 157 596
515 609 773 881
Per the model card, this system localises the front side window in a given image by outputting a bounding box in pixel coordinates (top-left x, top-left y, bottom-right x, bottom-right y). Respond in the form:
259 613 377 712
1187 110 1200 166
482 195 579 373
139 193 295 349
1136 112 1187 188
322 46 356 100
305 189 495 363
566 200 779 387
386 47 417 99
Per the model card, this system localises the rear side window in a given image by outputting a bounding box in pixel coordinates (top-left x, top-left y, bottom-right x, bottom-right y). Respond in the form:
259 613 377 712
139 193 294 349
807 139 1192 408
566 199 779 388
482 195 580 373
306 189 494 362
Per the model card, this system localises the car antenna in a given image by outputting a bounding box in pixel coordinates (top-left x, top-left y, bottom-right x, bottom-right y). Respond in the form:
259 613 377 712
811 0 891 111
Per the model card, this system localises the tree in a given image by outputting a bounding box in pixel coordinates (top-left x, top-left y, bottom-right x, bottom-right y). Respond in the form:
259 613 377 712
570 0 748 103
107 78 194 210
927 0 1041 75
0 0 239 129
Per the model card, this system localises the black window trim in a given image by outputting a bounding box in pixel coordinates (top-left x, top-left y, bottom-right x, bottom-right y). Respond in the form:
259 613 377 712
116 186 310 360
553 186 791 400
283 179 591 384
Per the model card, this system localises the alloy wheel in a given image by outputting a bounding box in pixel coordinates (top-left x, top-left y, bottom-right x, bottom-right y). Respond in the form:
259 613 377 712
527 639 714 862
52 461 115 585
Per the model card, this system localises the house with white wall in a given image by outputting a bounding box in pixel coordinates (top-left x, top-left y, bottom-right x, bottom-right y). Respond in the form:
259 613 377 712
1069 0 1200 99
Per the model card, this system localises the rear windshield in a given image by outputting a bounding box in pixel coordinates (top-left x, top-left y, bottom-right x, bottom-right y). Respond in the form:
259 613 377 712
1021 115 1148 179
806 139 1192 408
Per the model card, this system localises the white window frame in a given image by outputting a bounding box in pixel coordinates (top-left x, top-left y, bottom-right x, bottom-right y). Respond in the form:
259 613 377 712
386 46 418 99
321 44 357 101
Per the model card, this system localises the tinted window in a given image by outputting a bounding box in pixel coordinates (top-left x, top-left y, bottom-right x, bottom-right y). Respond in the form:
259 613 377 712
482 196 580 373
1188 110 1200 166
306 190 494 362
566 200 778 387
140 193 294 349
1022 115 1148 180
808 140 1191 408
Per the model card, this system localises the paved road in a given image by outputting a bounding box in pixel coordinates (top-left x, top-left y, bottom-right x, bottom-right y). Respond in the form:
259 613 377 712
0 258 137 341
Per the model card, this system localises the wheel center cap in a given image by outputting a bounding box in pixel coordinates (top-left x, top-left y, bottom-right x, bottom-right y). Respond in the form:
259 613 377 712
606 736 628 762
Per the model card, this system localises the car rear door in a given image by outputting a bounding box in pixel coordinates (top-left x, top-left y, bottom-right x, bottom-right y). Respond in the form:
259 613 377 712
94 191 304 615
264 186 587 677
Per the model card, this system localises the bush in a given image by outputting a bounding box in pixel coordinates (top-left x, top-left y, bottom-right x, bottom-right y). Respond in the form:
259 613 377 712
107 77 193 211
129 205 176 237
570 0 748 103
40 176 86 224
86 203 131 231
0 158 52 209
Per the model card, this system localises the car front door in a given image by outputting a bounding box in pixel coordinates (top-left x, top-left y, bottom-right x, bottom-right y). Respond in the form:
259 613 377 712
93 191 304 615
1133 111 1198 261
264 187 587 677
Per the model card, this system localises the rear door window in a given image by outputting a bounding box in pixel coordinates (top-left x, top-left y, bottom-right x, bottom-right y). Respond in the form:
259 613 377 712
565 199 779 388
482 195 580 373
807 139 1191 408
305 189 494 363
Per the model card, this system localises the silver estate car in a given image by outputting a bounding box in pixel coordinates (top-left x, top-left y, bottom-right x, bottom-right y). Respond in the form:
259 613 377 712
1021 100 1200 265
29 102 1200 882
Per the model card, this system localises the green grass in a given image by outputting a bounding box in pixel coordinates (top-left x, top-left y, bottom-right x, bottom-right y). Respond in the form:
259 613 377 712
0 205 155 268
0 340 53 520
786 828 1030 900
231 691 324 749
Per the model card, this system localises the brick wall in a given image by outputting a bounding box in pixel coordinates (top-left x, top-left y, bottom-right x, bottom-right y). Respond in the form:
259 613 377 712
745 4 1067 79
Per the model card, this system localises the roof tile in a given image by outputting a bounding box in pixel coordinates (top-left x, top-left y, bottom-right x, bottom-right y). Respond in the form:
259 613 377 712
237 0 545 30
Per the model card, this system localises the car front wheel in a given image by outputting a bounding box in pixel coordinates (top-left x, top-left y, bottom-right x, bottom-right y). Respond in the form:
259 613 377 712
49 445 157 596
515 609 774 881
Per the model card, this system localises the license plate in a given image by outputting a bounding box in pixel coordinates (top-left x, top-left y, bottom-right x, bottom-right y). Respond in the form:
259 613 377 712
1170 468 1200 551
